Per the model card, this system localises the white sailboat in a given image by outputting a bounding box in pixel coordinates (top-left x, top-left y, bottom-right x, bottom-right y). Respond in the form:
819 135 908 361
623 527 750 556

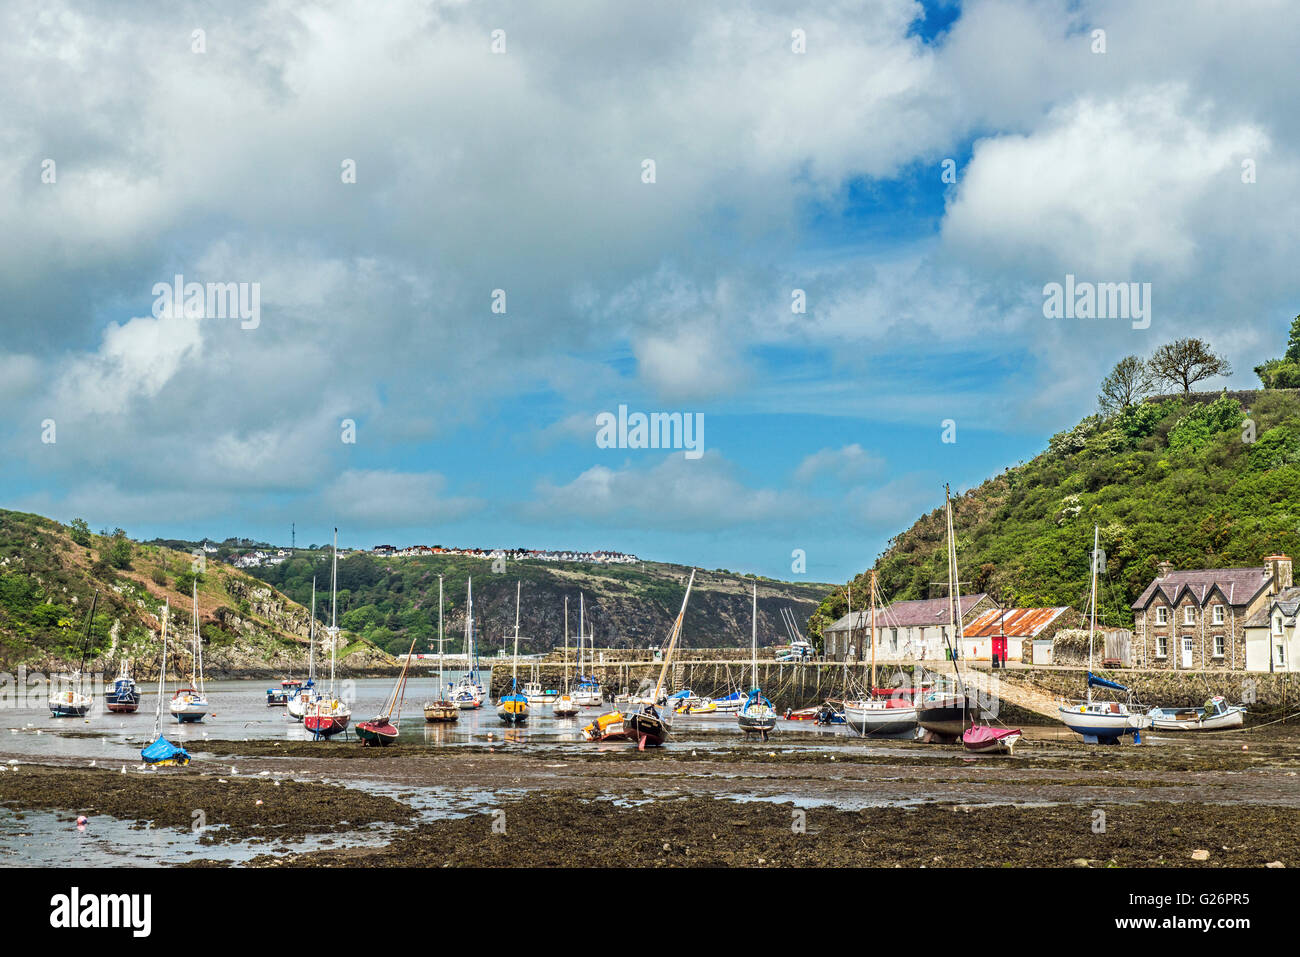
168 580 209 723
737 582 777 739
304 529 352 738
141 601 190 765
843 570 920 738
287 577 323 722
423 574 459 723
452 577 485 709
1057 525 1151 743
574 592 602 706
553 595 579 717
49 592 97 718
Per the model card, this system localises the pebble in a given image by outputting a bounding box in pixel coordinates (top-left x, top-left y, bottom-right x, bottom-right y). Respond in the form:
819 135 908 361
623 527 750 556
1191 849 1210 861
1265 861 1285 868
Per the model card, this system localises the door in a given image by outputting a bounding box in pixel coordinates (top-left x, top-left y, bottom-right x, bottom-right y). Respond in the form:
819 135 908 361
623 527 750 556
1181 637 1194 669
992 636 1007 665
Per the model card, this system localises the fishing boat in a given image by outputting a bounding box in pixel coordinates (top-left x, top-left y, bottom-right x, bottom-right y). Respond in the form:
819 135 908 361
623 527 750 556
573 593 603 706
581 710 629 741
141 601 191 767
305 530 352 739
1057 526 1150 744
287 577 322 722
737 583 777 740
104 659 140 714
50 592 97 718
423 575 460 723
844 570 921 739
497 582 529 724
452 577 485 709
623 569 697 750
356 625 419 746
168 580 209 723
961 725 1023 755
1146 696 1246 731
552 596 580 717
712 689 746 713
916 486 982 741
266 678 302 707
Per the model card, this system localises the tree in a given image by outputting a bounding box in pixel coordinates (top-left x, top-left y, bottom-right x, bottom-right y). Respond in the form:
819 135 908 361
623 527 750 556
68 518 92 547
1147 338 1232 394
1286 314 1300 363
105 533 133 570
1098 355 1155 414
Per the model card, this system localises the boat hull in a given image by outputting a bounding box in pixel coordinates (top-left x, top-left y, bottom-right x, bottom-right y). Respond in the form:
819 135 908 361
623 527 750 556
498 696 529 724
552 694 580 717
962 726 1022 755
1058 705 1150 742
422 701 460 723
304 713 351 737
843 701 919 738
625 707 671 748
169 692 208 723
917 697 981 739
105 696 139 714
50 701 91 718
582 711 629 741
355 719 399 745
737 712 776 738
1147 706 1245 732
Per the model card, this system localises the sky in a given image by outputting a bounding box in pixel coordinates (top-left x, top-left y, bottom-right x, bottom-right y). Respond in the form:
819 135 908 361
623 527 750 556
3 0 1298 583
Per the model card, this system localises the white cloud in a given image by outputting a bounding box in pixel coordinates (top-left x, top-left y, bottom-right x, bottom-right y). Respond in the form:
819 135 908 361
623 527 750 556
794 444 886 485
319 469 481 525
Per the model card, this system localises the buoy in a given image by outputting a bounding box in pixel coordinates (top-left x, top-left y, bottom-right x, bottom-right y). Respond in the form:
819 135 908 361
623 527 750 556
76 815 88 829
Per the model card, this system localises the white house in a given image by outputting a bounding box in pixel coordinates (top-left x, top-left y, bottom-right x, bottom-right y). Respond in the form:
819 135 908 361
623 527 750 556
1244 586 1300 672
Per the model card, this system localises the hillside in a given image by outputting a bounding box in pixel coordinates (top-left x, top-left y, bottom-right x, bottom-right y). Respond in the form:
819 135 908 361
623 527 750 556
0 510 395 676
809 388 1300 640
247 552 832 655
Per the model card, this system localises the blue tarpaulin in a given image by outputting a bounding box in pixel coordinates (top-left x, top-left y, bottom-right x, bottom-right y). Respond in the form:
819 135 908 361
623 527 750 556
141 736 191 765
1087 672 1128 692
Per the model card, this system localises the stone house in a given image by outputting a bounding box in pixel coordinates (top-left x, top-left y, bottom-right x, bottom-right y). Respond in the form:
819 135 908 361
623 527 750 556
1131 555 1291 670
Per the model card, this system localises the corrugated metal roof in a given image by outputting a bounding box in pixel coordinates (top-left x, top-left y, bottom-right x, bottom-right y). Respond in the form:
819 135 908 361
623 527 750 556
963 606 1071 638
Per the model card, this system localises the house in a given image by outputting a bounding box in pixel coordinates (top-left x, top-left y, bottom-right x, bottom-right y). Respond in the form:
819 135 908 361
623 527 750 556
1243 583 1300 672
960 606 1075 663
1131 555 1290 670
822 593 994 661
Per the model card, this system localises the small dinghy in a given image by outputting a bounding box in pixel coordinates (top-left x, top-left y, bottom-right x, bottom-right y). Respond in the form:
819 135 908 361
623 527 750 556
1147 696 1245 731
961 725 1022 755
582 710 629 741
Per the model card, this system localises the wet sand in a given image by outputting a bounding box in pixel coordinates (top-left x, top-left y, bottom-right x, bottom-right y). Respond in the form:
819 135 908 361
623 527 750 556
3 725 1298 866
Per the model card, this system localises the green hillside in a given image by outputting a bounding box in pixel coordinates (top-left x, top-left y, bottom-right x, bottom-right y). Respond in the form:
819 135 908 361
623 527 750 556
809 388 1300 641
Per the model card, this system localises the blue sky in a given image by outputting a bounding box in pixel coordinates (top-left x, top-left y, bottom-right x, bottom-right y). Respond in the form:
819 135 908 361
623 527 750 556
3 1 1298 583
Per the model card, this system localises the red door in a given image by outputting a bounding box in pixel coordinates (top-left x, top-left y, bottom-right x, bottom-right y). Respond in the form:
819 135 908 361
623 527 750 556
992 636 1007 664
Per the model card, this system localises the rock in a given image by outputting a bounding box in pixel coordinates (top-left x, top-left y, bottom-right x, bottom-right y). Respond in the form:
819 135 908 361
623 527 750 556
1191 849 1210 861
1265 861 1285 868
1072 858 1091 867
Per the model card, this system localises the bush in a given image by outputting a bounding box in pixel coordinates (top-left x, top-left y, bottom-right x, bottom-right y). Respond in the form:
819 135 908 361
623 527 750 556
68 518 92 547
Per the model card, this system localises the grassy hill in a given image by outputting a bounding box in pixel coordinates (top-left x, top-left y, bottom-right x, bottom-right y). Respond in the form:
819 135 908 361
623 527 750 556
0 509 394 675
247 552 832 655
809 388 1300 641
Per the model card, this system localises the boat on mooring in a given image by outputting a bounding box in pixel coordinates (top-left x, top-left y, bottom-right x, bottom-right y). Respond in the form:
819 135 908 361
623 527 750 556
552 596 580 718
287 577 322 722
267 678 302 707
737 582 777 740
141 601 191 767
452 577 486 709
168 580 209 723
1057 525 1150 744
622 568 697 750
573 593 603 706
423 574 460 724
305 530 352 739
50 592 97 718
1146 695 1246 731
497 581 529 725
356 624 419 746
961 725 1023 754
105 658 140 714
843 570 920 739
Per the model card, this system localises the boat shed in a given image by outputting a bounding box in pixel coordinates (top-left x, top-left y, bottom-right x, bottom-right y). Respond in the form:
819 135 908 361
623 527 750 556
960 606 1075 663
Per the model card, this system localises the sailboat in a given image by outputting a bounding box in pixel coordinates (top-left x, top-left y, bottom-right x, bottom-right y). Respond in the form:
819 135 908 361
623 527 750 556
423 574 459 723
104 658 140 714
552 595 579 717
141 601 191 766
497 581 529 724
287 577 322 722
843 570 920 738
168 580 209 723
523 665 559 705
573 592 602 706
356 629 419 746
304 529 352 739
1057 525 1151 744
452 577 485 709
916 485 983 741
737 582 777 740
49 592 97 718
623 569 697 749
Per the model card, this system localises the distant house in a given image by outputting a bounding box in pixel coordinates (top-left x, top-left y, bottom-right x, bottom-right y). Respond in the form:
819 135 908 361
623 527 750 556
1243 576 1300 673
961 606 1075 663
822 593 994 662
1131 556 1290 671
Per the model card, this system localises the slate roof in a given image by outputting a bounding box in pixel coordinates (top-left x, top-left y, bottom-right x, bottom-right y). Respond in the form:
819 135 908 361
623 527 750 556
825 593 990 633
1131 567 1271 610
1244 586 1300 627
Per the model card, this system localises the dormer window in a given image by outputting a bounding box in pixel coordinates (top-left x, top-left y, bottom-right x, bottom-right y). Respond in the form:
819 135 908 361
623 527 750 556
1183 606 1196 626
1212 605 1225 625
1275 615 1284 636
1155 607 1168 625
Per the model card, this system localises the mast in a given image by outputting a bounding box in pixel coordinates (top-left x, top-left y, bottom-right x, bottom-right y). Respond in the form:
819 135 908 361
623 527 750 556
751 582 758 691
329 528 338 695
563 596 570 693
153 601 169 738
308 577 317 684
466 577 475 682
191 578 203 693
511 580 522 691
578 592 585 682
76 592 98 698
650 569 697 704
1088 524 1099 704
944 485 970 713
869 569 877 694
437 574 445 695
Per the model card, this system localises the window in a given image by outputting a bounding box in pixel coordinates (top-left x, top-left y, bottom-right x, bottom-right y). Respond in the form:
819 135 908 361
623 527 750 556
1213 634 1225 658
1183 606 1196 626
1275 615 1284 636
1155 607 1168 625
1212 605 1225 625
890 628 898 651
1156 635 1168 658
1278 643 1287 667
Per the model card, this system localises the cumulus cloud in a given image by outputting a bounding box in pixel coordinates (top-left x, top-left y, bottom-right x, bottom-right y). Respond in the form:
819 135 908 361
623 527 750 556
319 470 481 525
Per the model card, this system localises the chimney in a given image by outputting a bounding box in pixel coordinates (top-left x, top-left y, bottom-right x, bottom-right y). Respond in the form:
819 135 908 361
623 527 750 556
1265 555 1293 594
1157 560 1174 579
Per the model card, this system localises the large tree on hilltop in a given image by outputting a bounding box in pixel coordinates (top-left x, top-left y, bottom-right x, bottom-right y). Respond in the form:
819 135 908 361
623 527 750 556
1098 354 1155 414
1147 338 1232 394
